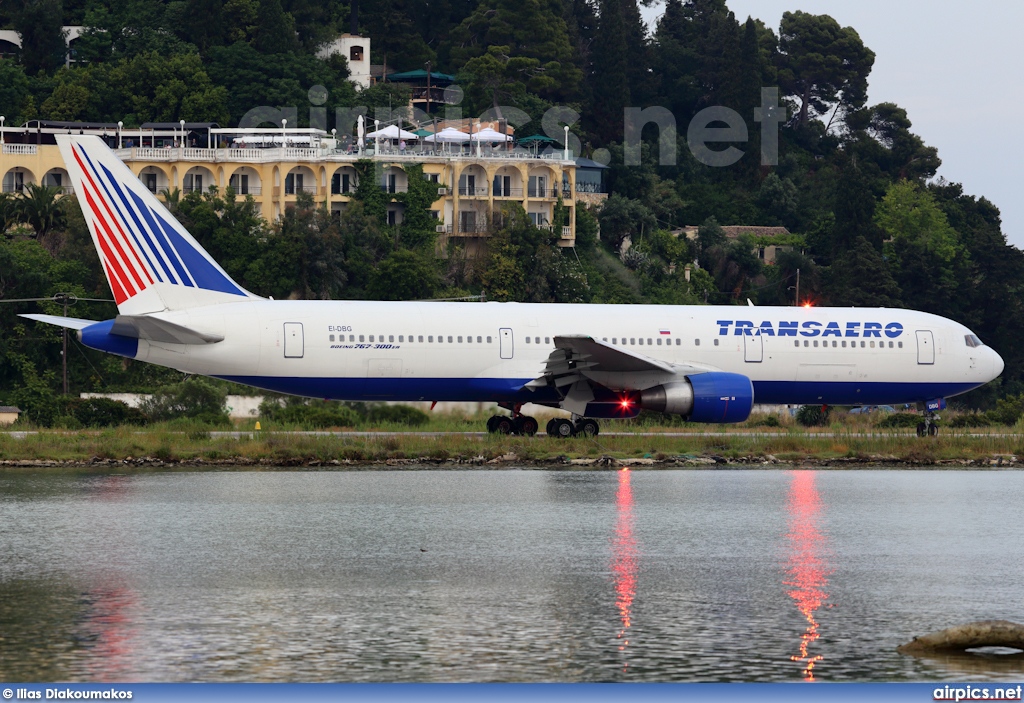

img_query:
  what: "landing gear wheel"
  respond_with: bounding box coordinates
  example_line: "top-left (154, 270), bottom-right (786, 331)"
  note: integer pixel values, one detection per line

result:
top-left (916, 422), bottom-right (926, 437)
top-left (515, 415), bottom-right (539, 436)
top-left (546, 418), bottom-right (558, 436)
top-left (575, 418), bottom-right (600, 437)
top-left (493, 416), bottom-right (515, 434)
top-left (487, 416), bottom-right (499, 433)
top-left (551, 418), bottom-right (576, 438)
top-left (928, 423), bottom-right (939, 436)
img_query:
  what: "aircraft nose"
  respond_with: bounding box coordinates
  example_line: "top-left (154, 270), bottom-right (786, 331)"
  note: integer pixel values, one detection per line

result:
top-left (991, 347), bottom-right (1004, 379)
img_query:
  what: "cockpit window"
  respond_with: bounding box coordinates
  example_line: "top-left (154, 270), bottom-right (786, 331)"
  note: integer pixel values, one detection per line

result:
top-left (965, 334), bottom-right (984, 348)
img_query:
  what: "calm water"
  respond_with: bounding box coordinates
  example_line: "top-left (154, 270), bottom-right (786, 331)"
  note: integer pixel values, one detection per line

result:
top-left (1, 469), bottom-right (1023, 683)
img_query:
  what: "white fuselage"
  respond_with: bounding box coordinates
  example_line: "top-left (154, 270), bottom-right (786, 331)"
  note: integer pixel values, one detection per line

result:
top-left (122, 301), bottom-right (1002, 406)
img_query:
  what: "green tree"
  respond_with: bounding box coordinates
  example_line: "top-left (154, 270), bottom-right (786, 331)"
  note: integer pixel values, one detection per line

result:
top-left (827, 235), bottom-right (901, 308)
top-left (777, 11), bottom-right (875, 127)
top-left (15, 184), bottom-right (67, 240)
top-left (875, 179), bottom-right (967, 318)
top-left (367, 248), bottom-right (440, 300)
top-left (253, 0), bottom-right (299, 53)
top-left (13, 0), bottom-right (67, 74)
top-left (448, 0), bottom-right (582, 104)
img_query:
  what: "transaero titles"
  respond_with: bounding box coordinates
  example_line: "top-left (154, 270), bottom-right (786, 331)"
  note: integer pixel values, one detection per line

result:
top-left (716, 320), bottom-right (905, 338)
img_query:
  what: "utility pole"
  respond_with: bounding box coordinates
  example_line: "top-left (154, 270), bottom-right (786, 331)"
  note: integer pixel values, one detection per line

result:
top-left (53, 292), bottom-right (73, 394)
top-left (795, 268), bottom-right (800, 306)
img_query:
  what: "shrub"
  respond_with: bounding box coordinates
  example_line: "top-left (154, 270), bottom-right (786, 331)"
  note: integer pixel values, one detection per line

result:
top-left (68, 397), bottom-right (147, 427)
top-left (366, 404), bottom-right (430, 426)
top-left (140, 378), bottom-right (230, 425)
top-left (748, 414), bottom-right (781, 427)
top-left (876, 412), bottom-right (922, 429)
top-left (258, 396), bottom-right (360, 429)
top-left (985, 394), bottom-right (1024, 426)
top-left (948, 413), bottom-right (993, 428)
top-left (796, 405), bottom-right (831, 427)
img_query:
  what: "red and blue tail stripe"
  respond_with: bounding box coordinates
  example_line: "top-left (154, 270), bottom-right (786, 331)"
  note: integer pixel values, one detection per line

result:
top-left (66, 138), bottom-right (248, 305)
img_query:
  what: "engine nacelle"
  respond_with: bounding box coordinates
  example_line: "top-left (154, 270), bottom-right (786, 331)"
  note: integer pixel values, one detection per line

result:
top-left (79, 320), bottom-right (139, 358)
top-left (639, 372), bottom-right (754, 423)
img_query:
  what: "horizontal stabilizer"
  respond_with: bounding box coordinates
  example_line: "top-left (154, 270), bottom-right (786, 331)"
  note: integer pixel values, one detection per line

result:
top-left (19, 314), bottom-right (98, 330)
top-left (111, 315), bottom-right (224, 344)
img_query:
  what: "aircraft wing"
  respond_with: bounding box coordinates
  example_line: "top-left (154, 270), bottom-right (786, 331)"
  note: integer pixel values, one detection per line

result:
top-left (110, 315), bottom-right (224, 344)
top-left (525, 334), bottom-right (711, 391)
top-left (19, 314), bottom-right (97, 330)
top-left (22, 313), bottom-right (223, 344)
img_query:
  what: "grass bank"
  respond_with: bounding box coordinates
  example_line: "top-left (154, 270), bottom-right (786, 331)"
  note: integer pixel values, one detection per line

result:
top-left (1, 424), bottom-right (1022, 468)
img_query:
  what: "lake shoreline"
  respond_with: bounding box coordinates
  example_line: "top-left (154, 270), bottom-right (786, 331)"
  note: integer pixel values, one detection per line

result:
top-left (2, 428), bottom-right (1021, 469)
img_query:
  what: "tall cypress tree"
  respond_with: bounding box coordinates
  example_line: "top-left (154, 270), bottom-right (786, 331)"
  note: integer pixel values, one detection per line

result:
top-left (589, 0), bottom-right (629, 144)
top-left (14, 0), bottom-right (67, 74)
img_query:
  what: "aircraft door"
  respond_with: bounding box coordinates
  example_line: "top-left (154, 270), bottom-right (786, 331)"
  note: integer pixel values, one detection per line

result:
top-left (284, 322), bottom-right (304, 358)
top-left (744, 333), bottom-right (763, 362)
top-left (915, 330), bottom-right (934, 365)
top-left (499, 328), bottom-right (514, 359)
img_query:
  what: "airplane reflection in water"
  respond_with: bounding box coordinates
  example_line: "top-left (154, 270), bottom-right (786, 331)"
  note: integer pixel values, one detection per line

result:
top-left (612, 468), bottom-right (638, 671)
top-left (784, 470), bottom-right (834, 681)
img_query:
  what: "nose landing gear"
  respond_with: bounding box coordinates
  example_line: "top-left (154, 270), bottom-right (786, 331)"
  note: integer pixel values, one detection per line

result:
top-left (916, 412), bottom-right (940, 437)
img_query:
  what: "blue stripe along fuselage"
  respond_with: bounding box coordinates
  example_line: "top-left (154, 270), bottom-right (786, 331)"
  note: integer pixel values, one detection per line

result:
top-left (215, 376), bottom-right (982, 406)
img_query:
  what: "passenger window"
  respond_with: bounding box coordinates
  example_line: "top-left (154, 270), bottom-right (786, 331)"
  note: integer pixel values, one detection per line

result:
top-left (870, 341), bottom-right (875, 348)
top-left (545, 337), bottom-right (550, 344)
top-left (714, 339), bottom-right (719, 346)
top-left (477, 336), bottom-right (482, 343)
top-left (389, 335), bottom-right (394, 342)
top-left (526, 337), bottom-right (531, 344)
top-left (794, 341), bottom-right (799, 347)
top-left (447, 336), bottom-right (453, 343)
top-left (638, 338), bottom-right (644, 345)
top-left (398, 336), bottom-right (403, 342)
top-left (329, 334), bottom-right (335, 341)
top-left (804, 340), bottom-right (809, 347)
top-left (898, 341), bottom-right (903, 348)
top-left (612, 338), bottom-right (617, 344)
top-left (889, 341), bottom-right (893, 348)
top-left (630, 338), bottom-right (636, 345)
top-left (418, 336), bottom-right (423, 342)
top-left (535, 337), bottom-right (540, 344)
top-left (675, 339), bottom-right (680, 345)
top-left (861, 341), bottom-right (866, 348)
top-left (349, 335), bottom-right (354, 341)
top-left (458, 336), bottom-right (463, 343)
top-left (841, 341), bottom-right (846, 348)
top-left (359, 335), bottom-right (364, 342)
top-left (487, 336), bottom-right (492, 343)
top-left (428, 336), bottom-right (433, 342)
top-left (657, 338), bottom-right (662, 345)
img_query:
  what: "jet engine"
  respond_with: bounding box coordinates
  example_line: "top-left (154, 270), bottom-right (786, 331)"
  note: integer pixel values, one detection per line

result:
top-left (639, 372), bottom-right (754, 423)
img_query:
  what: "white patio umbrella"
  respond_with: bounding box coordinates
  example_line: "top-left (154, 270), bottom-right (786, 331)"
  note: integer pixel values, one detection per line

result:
top-left (470, 127), bottom-right (513, 142)
top-left (424, 127), bottom-right (471, 143)
top-left (365, 124), bottom-right (419, 140)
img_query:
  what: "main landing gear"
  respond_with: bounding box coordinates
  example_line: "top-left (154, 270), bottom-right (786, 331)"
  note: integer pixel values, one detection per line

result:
top-left (486, 403), bottom-right (539, 436)
top-left (917, 412), bottom-right (940, 437)
top-left (485, 406), bottom-right (600, 438)
top-left (545, 415), bottom-right (600, 438)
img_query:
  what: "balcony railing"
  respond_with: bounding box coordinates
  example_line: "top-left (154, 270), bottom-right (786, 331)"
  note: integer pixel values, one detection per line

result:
top-left (284, 185), bottom-right (317, 195)
top-left (411, 87), bottom-right (459, 105)
top-left (2, 144), bottom-right (37, 155)
top-left (493, 187), bottom-right (524, 198)
top-left (527, 187), bottom-right (560, 198)
top-left (458, 186), bottom-right (488, 196)
top-left (561, 226), bottom-right (573, 239)
top-left (457, 222), bottom-right (490, 234)
top-left (228, 185), bottom-right (262, 195)
top-left (379, 184), bottom-right (409, 194)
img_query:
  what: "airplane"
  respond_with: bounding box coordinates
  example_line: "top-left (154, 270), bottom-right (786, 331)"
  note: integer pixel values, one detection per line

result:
top-left (21, 135), bottom-right (1004, 437)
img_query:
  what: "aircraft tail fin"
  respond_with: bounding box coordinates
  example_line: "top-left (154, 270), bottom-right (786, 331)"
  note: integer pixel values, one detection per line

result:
top-left (55, 134), bottom-right (256, 315)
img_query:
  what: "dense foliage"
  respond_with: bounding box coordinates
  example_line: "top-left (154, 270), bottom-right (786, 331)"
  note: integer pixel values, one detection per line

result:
top-left (2, 0), bottom-right (1024, 417)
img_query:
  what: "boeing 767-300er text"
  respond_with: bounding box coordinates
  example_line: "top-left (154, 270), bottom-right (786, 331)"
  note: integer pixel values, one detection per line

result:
top-left (21, 136), bottom-right (1004, 436)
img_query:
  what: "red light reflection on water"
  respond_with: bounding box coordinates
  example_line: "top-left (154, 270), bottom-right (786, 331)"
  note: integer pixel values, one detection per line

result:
top-left (784, 470), bottom-right (832, 681)
top-left (81, 586), bottom-right (137, 681)
top-left (612, 468), bottom-right (638, 669)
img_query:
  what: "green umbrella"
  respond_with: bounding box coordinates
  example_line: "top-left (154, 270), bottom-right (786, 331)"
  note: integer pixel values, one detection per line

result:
top-left (413, 129), bottom-right (433, 137)
top-left (517, 134), bottom-right (558, 144)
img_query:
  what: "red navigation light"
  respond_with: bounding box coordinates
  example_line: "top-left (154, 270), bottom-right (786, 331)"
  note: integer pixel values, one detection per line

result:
top-left (619, 396), bottom-right (632, 409)
top-left (803, 302), bottom-right (812, 309)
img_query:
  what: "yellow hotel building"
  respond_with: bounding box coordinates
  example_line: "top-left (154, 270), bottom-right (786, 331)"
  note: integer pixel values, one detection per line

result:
top-left (0, 122), bottom-right (578, 252)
